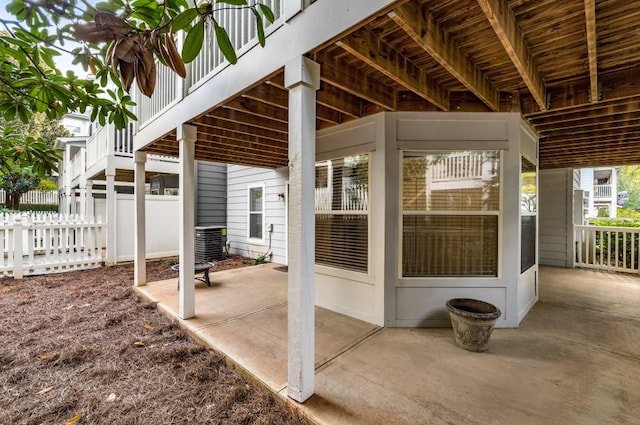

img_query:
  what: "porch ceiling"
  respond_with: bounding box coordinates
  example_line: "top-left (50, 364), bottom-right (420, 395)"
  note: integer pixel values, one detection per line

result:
top-left (140, 0), bottom-right (640, 170)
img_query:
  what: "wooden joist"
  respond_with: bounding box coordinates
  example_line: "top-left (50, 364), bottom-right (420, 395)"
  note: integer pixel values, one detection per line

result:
top-left (337, 29), bottom-right (450, 111)
top-left (476, 0), bottom-right (547, 111)
top-left (389, 0), bottom-right (500, 111)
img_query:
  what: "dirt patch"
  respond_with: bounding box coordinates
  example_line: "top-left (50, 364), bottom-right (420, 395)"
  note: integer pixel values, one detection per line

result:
top-left (0, 256), bottom-right (309, 425)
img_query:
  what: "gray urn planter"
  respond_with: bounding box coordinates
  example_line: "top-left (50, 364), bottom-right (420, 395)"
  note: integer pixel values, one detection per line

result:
top-left (446, 298), bottom-right (501, 352)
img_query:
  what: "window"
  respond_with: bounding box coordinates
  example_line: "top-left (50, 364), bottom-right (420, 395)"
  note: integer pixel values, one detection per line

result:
top-left (521, 156), bottom-right (537, 273)
top-left (248, 184), bottom-right (264, 241)
top-left (402, 151), bottom-right (500, 277)
top-left (315, 154), bottom-right (369, 273)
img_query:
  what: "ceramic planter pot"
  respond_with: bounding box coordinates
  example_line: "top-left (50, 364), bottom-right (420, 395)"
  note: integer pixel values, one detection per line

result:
top-left (446, 298), bottom-right (501, 352)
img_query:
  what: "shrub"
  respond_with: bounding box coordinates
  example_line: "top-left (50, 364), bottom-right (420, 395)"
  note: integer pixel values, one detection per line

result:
top-left (18, 204), bottom-right (58, 212)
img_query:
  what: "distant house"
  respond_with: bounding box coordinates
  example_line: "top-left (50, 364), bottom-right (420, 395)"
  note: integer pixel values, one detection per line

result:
top-left (578, 167), bottom-right (620, 219)
top-left (56, 113), bottom-right (227, 263)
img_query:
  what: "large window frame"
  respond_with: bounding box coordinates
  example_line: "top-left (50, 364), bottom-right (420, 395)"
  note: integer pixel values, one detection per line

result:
top-left (520, 155), bottom-right (537, 273)
top-left (400, 150), bottom-right (502, 278)
top-left (247, 183), bottom-right (265, 243)
top-left (315, 154), bottom-right (370, 274)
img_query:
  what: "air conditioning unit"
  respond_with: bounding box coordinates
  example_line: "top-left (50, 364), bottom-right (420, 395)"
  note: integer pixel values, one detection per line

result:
top-left (195, 226), bottom-right (226, 262)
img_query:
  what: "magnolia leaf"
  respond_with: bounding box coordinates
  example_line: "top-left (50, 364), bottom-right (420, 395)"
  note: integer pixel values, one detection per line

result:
top-left (171, 8), bottom-right (199, 32)
top-left (251, 9), bottom-right (265, 47)
top-left (213, 19), bottom-right (237, 64)
top-left (133, 341), bottom-right (145, 347)
top-left (182, 19), bottom-right (205, 63)
top-left (39, 353), bottom-right (54, 360)
top-left (216, 0), bottom-right (248, 5)
top-left (258, 4), bottom-right (275, 24)
top-left (36, 386), bottom-right (55, 395)
top-left (143, 323), bottom-right (154, 330)
top-left (106, 393), bottom-right (117, 402)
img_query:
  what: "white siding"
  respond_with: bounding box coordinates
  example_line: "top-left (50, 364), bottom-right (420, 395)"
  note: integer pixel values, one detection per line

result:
top-left (539, 169), bottom-right (574, 267)
top-left (196, 161), bottom-right (227, 226)
top-left (226, 165), bottom-right (288, 264)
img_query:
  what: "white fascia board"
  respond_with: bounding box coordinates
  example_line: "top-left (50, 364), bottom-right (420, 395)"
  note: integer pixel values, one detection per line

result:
top-left (134, 0), bottom-right (398, 151)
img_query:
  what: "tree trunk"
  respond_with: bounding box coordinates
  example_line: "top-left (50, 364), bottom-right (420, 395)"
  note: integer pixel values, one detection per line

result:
top-left (6, 193), bottom-right (21, 211)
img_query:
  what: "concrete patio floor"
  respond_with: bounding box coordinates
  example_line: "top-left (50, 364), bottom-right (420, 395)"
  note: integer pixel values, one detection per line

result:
top-left (134, 264), bottom-right (640, 425)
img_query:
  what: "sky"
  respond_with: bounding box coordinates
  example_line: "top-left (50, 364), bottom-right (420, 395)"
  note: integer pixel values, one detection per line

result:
top-left (0, 0), bottom-right (88, 75)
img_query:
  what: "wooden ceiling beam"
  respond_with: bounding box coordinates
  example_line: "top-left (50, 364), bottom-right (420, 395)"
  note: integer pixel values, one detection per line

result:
top-left (523, 71), bottom-right (640, 116)
top-left (584, 0), bottom-right (599, 103)
top-left (538, 120), bottom-right (640, 138)
top-left (317, 82), bottom-right (363, 119)
top-left (541, 142), bottom-right (640, 156)
top-left (195, 116), bottom-right (288, 144)
top-left (476, 0), bottom-right (547, 111)
top-left (337, 30), bottom-right (450, 111)
top-left (524, 95), bottom-right (640, 118)
top-left (207, 107), bottom-right (288, 134)
top-left (542, 128), bottom-right (640, 144)
top-left (535, 113), bottom-right (640, 133)
top-left (224, 98), bottom-right (288, 123)
top-left (315, 51), bottom-right (397, 110)
top-left (389, 0), bottom-right (500, 111)
top-left (268, 70), bottom-right (363, 118)
top-left (196, 129), bottom-right (288, 154)
top-left (196, 140), bottom-right (286, 168)
top-left (243, 83), bottom-right (343, 125)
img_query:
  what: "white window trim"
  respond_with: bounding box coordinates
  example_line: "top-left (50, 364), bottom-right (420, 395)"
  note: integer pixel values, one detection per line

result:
top-left (314, 154), bottom-right (371, 275)
top-left (398, 150), bottom-right (504, 280)
top-left (247, 182), bottom-right (265, 243)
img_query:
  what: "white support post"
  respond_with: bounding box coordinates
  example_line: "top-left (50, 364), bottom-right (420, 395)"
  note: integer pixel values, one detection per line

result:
top-left (79, 178), bottom-right (87, 216)
top-left (285, 56), bottom-right (320, 403)
top-left (178, 124), bottom-right (197, 319)
top-left (13, 216), bottom-right (23, 279)
top-left (105, 170), bottom-right (116, 264)
top-left (134, 151), bottom-right (147, 286)
top-left (86, 180), bottom-right (94, 218)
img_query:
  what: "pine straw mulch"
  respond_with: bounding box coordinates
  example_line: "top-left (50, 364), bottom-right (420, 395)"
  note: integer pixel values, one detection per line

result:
top-left (0, 256), bottom-right (310, 425)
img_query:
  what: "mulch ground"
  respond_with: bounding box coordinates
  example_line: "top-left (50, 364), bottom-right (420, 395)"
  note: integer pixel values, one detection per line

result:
top-left (0, 256), bottom-right (310, 425)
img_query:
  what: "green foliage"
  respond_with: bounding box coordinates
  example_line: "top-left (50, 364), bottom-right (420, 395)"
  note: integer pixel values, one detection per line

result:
top-left (589, 217), bottom-right (640, 228)
top-left (618, 208), bottom-right (640, 219)
top-left (36, 179), bottom-right (58, 191)
top-left (1, 0), bottom-right (274, 130)
top-left (617, 165), bottom-right (640, 210)
top-left (0, 114), bottom-right (64, 209)
top-left (0, 204), bottom-right (58, 213)
top-left (17, 203), bottom-right (58, 212)
top-left (253, 254), bottom-right (268, 265)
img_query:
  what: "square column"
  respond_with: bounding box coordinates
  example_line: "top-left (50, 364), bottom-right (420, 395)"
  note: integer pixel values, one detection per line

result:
top-left (105, 169), bottom-right (116, 264)
top-left (134, 151), bottom-right (147, 286)
top-left (285, 56), bottom-right (320, 403)
top-left (178, 124), bottom-right (197, 319)
top-left (85, 180), bottom-right (94, 218)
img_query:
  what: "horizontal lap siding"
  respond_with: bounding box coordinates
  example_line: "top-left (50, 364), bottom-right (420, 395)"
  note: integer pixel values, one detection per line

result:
top-left (539, 169), bottom-right (572, 267)
top-left (196, 161), bottom-right (227, 227)
top-left (227, 165), bottom-right (287, 264)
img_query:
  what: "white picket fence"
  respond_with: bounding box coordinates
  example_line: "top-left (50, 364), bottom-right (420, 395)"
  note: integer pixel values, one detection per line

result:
top-left (0, 189), bottom-right (58, 205)
top-left (0, 213), bottom-right (105, 278)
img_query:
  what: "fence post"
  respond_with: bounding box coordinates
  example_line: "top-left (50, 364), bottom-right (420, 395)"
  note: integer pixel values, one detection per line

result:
top-left (14, 216), bottom-right (23, 279)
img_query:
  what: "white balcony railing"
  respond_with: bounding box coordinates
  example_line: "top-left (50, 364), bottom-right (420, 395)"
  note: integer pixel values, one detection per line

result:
top-left (429, 153), bottom-right (485, 182)
top-left (70, 149), bottom-right (85, 182)
top-left (315, 184), bottom-right (368, 211)
top-left (86, 122), bottom-right (136, 169)
top-left (593, 184), bottom-right (612, 199)
top-left (574, 225), bottom-right (640, 274)
top-left (136, 0), bottom-right (284, 129)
